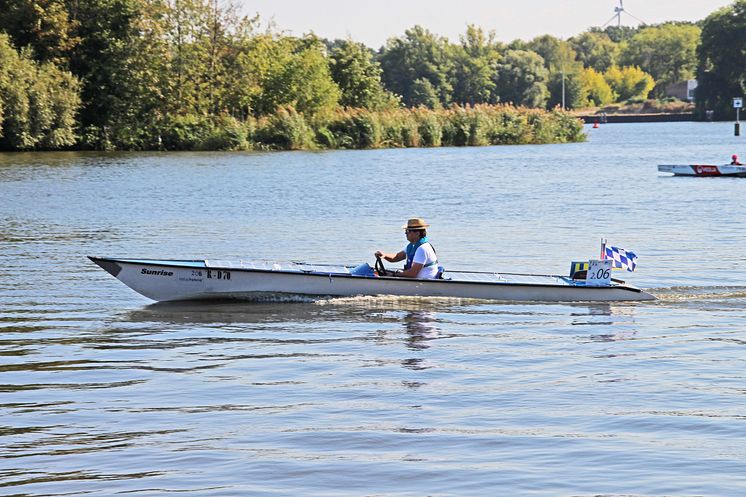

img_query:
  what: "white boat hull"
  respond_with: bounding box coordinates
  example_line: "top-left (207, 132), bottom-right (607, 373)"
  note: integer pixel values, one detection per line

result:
top-left (658, 164), bottom-right (746, 177)
top-left (89, 257), bottom-right (655, 303)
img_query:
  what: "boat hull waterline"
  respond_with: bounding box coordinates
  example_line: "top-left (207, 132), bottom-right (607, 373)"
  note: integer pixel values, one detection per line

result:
top-left (658, 164), bottom-right (746, 177)
top-left (89, 257), bottom-right (656, 303)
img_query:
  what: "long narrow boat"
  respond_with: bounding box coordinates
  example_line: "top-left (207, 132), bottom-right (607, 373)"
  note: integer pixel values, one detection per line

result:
top-left (658, 164), bottom-right (746, 177)
top-left (89, 256), bottom-right (655, 303)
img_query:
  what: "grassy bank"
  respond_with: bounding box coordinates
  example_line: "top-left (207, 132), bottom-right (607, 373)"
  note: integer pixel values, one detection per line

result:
top-left (572, 99), bottom-right (695, 117)
top-left (152, 104), bottom-right (585, 152)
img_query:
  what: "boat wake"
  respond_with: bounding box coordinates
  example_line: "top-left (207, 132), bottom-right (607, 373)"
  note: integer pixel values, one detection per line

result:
top-left (649, 285), bottom-right (746, 303)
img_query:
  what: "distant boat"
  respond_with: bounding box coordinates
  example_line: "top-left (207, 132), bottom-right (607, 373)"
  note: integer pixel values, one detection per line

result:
top-left (658, 164), bottom-right (746, 177)
top-left (89, 256), bottom-right (655, 303)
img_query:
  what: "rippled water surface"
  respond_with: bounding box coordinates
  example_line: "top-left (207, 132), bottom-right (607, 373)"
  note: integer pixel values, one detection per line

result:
top-left (2, 122), bottom-right (746, 496)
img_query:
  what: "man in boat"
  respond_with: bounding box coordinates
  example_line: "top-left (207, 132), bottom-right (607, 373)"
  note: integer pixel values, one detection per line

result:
top-left (375, 218), bottom-right (439, 279)
top-left (731, 154), bottom-right (743, 165)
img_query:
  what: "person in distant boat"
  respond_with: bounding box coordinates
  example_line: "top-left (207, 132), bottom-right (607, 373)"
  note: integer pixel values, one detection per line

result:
top-left (374, 218), bottom-right (439, 279)
top-left (731, 154), bottom-right (743, 165)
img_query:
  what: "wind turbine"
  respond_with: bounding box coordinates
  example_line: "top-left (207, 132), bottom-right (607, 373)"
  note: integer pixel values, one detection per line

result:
top-left (602, 0), bottom-right (646, 28)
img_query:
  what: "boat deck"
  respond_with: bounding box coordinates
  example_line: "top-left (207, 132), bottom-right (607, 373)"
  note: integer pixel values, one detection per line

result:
top-left (113, 258), bottom-right (585, 288)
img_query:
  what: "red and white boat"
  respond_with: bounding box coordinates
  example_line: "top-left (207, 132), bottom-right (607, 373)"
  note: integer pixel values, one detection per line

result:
top-left (658, 164), bottom-right (746, 177)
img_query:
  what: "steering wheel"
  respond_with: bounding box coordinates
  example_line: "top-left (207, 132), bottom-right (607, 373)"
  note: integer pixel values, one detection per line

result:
top-left (375, 256), bottom-right (387, 277)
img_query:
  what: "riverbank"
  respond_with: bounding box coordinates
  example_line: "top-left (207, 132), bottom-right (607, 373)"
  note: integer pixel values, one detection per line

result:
top-left (573, 99), bottom-right (695, 124)
top-left (577, 113), bottom-right (694, 123)
top-left (106, 104), bottom-right (586, 152)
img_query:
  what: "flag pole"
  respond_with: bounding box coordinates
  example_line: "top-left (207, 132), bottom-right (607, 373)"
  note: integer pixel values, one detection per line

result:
top-left (600, 238), bottom-right (607, 260)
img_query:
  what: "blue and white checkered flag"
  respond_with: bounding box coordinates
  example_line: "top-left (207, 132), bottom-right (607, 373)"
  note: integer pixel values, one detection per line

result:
top-left (604, 245), bottom-right (638, 272)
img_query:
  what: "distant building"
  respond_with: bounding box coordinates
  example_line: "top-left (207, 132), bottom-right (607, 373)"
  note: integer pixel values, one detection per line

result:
top-left (665, 80), bottom-right (698, 102)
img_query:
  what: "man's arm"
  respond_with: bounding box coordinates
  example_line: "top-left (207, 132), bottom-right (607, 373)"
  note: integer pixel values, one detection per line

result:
top-left (397, 262), bottom-right (423, 278)
top-left (375, 250), bottom-right (405, 263)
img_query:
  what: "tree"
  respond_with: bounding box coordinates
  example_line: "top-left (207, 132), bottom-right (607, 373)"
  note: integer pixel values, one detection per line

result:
top-left (595, 25), bottom-right (638, 44)
top-left (0, 33), bottom-right (80, 150)
top-left (0, 0), bottom-right (79, 65)
top-left (619, 23), bottom-right (701, 96)
top-left (604, 65), bottom-right (655, 101)
top-left (580, 68), bottom-right (614, 106)
top-left (570, 31), bottom-right (618, 72)
top-left (328, 39), bottom-right (397, 110)
top-left (67, 0), bottom-right (172, 148)
top-left (547, 71), bottom-right (586, 109)
top-left (378, 25), bottom-right (453, 107)
top-left (450, 25), bottom-right (501, 105)
top-left (410, 78), bottom-right (440, 108)
top-left (526, 35), bottom-right (577, 73)
top-left (255, 36), bottom-right (341, 116)
top-left (696, 0), bottom-right (746, 119)
top-left (493, 50), bottom-right (549, 108)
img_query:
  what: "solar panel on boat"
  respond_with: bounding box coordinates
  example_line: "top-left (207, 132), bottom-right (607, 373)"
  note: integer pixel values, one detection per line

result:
top-left (446, 271), bottom-right (575, 286)
top-left (202, 260), bottom-right (581, 287)
top-left (205, 259), bottom-right (350, 274)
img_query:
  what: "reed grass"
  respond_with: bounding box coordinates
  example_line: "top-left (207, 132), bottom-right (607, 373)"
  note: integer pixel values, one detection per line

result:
top-left (153, 104), bottom-right (584, 151)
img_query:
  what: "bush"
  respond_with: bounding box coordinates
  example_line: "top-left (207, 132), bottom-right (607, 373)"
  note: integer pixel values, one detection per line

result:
top-left (414, 109), bottom-right (442, 147)
top-left (200, 115), bottom-right (250, 150)
top-left (253, 107), bottom-right (315, 150)
top-left (0, 34), bottom-right (81, 150)
top-left (326, 109), bottom-right (382, 149)
top-left (159, 114), bottom-right (215, 150)
top-left (377, 109), bottom-right (419, 147)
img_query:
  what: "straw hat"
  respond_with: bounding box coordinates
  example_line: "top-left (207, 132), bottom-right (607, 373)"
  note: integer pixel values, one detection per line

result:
top-left (402, 218), bottom-right (430, 230)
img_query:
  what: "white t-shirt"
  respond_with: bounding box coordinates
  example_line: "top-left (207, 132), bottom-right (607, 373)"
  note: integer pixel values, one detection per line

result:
top-left (404, 242), bottom-right (439, 279)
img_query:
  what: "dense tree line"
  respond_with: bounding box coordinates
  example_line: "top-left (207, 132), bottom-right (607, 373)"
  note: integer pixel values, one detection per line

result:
top-left (0, 0), bottom-right (742, 151)
top-left (695, 0), bottom-right (746, 119)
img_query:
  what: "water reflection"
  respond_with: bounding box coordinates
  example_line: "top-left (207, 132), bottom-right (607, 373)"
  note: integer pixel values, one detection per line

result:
top-left (125, 301), bottom-right (349, 325)
top-left (403, 311), bottom-right (441, 351)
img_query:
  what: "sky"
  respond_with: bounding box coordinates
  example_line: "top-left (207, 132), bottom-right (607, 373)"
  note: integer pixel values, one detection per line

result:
top-left (240, 0), bottom-right (734, 47)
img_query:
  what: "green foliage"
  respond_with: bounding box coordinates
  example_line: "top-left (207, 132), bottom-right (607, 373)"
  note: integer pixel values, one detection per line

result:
top-left (158, 114), bottom-right (250, 151)
top-left (620, 23), bottom-right (701, 96)
top-left (376, 109), bottom-right (420, 147)
top-left (253, 106), bottom-right (316, 150)
top-left (0, 33), bottom-right (80, 150)
top-left (71, 0), bottom-right (172, 149)
top-left (0, 0), bottom-right (606, 150)
top-left (547, 71), bottom-right (587, 109)
top-left (570, 31), bottom-right (618, 72)
top-left (526, 35), bottom-right (578, 73)
top-left (248, 104), bottom-right (583, 150)
top-left (0, 0), bottom-right (79, 64)
top-left (596, 26), bottom-right (638, 44)
top-left (254, 36), bottom-right (341, 117)
top-left (493, 50), bottom-right (549, 108)
top-left (328, 40), bottom-right (398, 110)
top-left (604, 65), bottom-right (655, 101)
top-left (159, 114), bottom-right (215, 150)
top-left (548, 108), bottom-right (586, 142)
top-left (695, 0), bottom-right (746, 119)
top-left (410, 78), bottom-right (441, 109)
top-left (326, 109), bottom-right (382, 148)
top-left (450, 25), bottom-right (501, 105)
top-left (414, 109), bottom-right (443, 147)
top-left (378, 25), bottom-right (454, 107)
top-left (580, 68), bottom-right (615, 106)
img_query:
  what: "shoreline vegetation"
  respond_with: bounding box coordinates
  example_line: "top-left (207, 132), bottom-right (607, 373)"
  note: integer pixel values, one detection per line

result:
top-left (156, 105), bottom-right (586, 151)
top-left (0, 0), bottom-right (742, 152)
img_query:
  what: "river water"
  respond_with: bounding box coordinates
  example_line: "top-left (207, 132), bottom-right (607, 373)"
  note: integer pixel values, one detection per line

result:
top-left (1, 122), bottom-right (746, 496)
